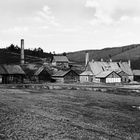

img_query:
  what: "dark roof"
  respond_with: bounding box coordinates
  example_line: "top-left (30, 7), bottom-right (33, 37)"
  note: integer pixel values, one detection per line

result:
top-left (52, 69), bottom-right (78, 77)
top-left (21, 64), bottom-right (39, 76)
top-left (0, 65), bottom-right (25, 75)
top-left (52, 56), bottom-right (69, 62)
top-left (52, 70), bottom-right (70, 77)
top-left (34, 66), bottom-right (52, 76)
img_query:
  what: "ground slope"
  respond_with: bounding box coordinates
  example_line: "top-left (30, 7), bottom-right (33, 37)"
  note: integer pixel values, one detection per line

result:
top-left (0, 50), bottom-right (42, 64)
top-left (0, 87), bottom-right (140, 140)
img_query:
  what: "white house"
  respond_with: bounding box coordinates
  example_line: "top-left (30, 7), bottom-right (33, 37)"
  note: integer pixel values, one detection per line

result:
top-left (95, 71), bottom-right (121, 83)
top-left (86, 60), bottom-right (133, 83)
top-left (80, 71), bottom-right (93, 83)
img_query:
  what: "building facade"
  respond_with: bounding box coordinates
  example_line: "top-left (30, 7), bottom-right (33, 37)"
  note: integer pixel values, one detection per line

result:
top-left (52, 69), bottom-right (79, 83)
top-left (0, 65), bottom-right (25, 84)
top-left (80, 71), bottom-right (93, 83)
top-left (86, 60), bottom-right (133, 83)
top-left (95, 71), bottom-right (121, 83)
top-left (51, 55), bottom-right (69, 68)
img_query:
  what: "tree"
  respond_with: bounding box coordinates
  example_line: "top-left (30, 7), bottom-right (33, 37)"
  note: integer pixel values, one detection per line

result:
top-left (63, 52), bottom-right (67, 56)
top-left (6, 44), bottom-right (20, 53)
top-left (37, 47), bottom-right (43, 53)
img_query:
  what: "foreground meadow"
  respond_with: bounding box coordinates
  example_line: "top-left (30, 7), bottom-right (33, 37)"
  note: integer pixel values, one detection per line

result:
top-left (0, 87), bottom-right (140, 140)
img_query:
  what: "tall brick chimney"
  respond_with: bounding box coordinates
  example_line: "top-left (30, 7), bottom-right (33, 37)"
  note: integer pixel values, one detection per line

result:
top-left (21, 39), bottom-right (24, 65)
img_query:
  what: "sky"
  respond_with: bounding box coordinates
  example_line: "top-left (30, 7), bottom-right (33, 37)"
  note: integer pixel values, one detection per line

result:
top-left (1, 0), bottom-right (140, 53)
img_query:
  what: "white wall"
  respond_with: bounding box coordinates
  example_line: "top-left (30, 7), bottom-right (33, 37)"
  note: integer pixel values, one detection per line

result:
top-left (106, 78), bottom-right (121, 83)
top-left (80, 76), bottom-right (88, 83)
top-left (0, 78), bottom-right (2, 83)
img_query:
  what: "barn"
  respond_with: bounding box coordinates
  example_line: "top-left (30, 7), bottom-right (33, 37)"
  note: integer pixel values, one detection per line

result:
top-left (34, 66), bottom-right (53, 82)
top-left (0, 65), bottom-right (25, 84)
top-left (52, 69), bottom-right (79, 83)
top-left (95, 71), bottom-right (121, 83)
top-left (80, 71), bottom-right (93, 83)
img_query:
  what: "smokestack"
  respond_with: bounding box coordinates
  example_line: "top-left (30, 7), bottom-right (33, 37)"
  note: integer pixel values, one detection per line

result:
top-left (21, 39), bottom-right (24, 65)
top-left (85, 51), bottom-right (89, 66)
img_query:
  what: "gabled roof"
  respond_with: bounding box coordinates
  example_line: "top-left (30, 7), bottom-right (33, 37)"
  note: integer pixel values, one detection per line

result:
top-left (34, 66), bottom-right (52, 76)
top-left (0, 65), bottom-right (25, 75)
top-left (96, 71), bottom-right (113, 78)
top-left (119, 62), bottom-right (133, 76)
top-left (95, 71), bottom-right (120, 78)
top-left (52, 70), bottom-right (70, 77)
top-left (116, 69), bottom-right (129, 76)
top-left (52, 69), bottom-right (78, 77)
top-left (133, 70), bottom-right (140, 76)
top-left (52, 56), bottom-right (69, 62)
top-left (115, 69), bottom-right (122, 73)
top-left (80, 71), bottom-right (93, 76)
top-left (87, 61), bottom-right (133, 76)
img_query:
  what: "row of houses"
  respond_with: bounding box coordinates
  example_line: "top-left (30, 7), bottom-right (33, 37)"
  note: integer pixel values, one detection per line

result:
top-left (0, 57), bottom-right (136, 84)
top-left (80, 60), bottom-right (134, 83)
top-left (0, 38), bottom-right (138, 84)
top-left (0, 64), bottom-right (79, 84)
top-left (51, 55), bottom-right (134, 84)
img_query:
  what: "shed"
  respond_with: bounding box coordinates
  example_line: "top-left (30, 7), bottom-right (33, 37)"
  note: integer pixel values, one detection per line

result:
top-left (0, 65), bottom-right (25, 84)
top-left (95, 71), bottom-right (121, 83)
top-left (52, 69), bottom-right (79, 83)
top-left (34, 66), bottom-right (53, 82)
top-left (80, 71), bottom-right (93, 83)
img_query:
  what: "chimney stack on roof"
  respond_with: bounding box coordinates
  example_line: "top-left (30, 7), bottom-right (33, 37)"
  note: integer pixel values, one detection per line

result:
top-left (101, 58), bottom-right (103, 62)
top-left (109, 59), bottom-right (112, 62)
top-left (85, 51), bottom-right (89, 66)
top-left (21, 39), bottom-right (24, 65)
top-left (128, 60), bottom-right (131, 68)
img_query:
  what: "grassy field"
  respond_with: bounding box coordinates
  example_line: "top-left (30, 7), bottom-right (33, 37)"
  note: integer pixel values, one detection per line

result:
top-left (0, 88), bottom-right (140, 140)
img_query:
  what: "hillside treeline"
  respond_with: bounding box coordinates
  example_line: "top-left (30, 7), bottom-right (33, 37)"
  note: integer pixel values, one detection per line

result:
top-left (6, 44), bottom-right (53, 59)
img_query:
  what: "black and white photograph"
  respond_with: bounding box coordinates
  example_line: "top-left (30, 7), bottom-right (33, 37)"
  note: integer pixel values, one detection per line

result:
top-left (0, 0), bottom-right (140, 139)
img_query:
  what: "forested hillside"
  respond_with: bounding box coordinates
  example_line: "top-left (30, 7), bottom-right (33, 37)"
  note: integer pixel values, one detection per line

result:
top-left (67, 44), bottom-right (140, 69)
top-left (1, 44), bottom-right (140, 69)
